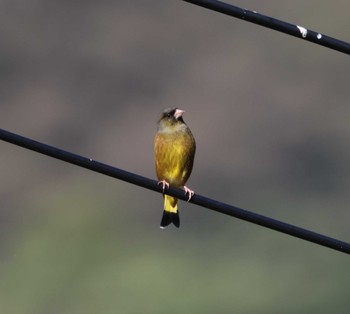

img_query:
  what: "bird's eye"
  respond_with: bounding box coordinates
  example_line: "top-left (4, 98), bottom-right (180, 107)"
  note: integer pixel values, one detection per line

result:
top-left (166, 113), bottom-right (171, 118)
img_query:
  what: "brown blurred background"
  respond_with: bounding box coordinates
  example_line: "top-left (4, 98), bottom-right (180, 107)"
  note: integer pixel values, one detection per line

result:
top-left (0, 0), bottom-right (349, 313)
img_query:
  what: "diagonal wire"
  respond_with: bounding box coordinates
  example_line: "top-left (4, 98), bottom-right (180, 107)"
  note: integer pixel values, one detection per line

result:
top-left (0, 128), bottom-right (349, 255)
top-left (182, 0), bottom-right (350, 55)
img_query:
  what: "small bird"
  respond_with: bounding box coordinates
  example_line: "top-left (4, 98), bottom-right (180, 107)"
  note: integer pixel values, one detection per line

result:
top-left (154, 107), bottom-right (196, 228)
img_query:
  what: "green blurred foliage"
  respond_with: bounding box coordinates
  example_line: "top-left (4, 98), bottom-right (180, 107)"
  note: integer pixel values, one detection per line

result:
top-left (0, 1), bottom-right (349, 313)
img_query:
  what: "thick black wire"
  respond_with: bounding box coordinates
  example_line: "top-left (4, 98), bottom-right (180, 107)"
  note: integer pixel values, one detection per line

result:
top-left (0, 128), bottom-right (349, 254)
top-left (183, 0), bottom-right (350, 55)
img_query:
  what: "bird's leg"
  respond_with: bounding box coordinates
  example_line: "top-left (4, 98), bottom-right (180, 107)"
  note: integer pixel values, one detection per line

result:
top-left (184, 186), bottom-right (194, 202)
top-left (158, 180), bottom-right (170, 193)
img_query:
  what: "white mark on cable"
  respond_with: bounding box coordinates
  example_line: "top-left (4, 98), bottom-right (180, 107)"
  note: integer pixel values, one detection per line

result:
top-left (317, 33), bottom-right (322, 40)
top-left (297, 25), bottom-right (308, 38)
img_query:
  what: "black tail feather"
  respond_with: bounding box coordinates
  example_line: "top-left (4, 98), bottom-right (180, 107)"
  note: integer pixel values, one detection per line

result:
top-left (160, 211), bottom-right (180, 228)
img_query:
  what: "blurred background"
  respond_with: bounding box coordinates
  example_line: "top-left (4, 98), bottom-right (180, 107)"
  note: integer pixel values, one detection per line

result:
top-left (0, 0), bottom-right (349, 313)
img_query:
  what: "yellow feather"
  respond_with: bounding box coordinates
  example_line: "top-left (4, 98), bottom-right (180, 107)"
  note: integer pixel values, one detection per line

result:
top-left (164, 195), bottom-right (178, 213)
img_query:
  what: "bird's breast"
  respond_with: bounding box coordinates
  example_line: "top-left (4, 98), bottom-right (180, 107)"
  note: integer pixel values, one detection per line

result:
top-left (154, 129), bottom-right (195, 187)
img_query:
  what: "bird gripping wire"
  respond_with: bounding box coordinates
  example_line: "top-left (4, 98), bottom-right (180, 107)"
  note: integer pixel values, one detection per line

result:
top-left (0, 128), bottom-right (349, 255)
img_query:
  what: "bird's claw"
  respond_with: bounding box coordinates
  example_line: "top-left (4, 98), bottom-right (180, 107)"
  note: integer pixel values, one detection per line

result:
top-left (184, 186), bottom-right (194, 202)
top-left (158, 180), bottom-right (170, 193)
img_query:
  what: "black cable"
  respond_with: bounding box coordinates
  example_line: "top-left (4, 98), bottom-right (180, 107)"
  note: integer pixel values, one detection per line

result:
top-left (183, 0), bottom-right (350, 55)
top-left (0, 128), bottom-right (349, 254)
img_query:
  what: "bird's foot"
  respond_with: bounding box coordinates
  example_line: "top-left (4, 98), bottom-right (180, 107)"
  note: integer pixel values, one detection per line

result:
top-left (158, 180), bottom-right (170, 193)
top-left (184, 186), bottom-right (194, 202)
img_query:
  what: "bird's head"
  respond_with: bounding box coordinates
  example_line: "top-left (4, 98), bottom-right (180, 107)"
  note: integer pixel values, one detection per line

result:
top-left (157, 107), bottom-right (187, 132)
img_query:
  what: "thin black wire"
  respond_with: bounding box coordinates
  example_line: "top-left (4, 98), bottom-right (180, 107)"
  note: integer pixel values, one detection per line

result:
top-left (183, 0), bottom-right (350, 55)
top-left (0, 128), bottom-right (349, 255)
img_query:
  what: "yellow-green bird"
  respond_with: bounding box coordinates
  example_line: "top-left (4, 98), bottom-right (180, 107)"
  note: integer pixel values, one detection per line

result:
top-left (154, 107), bottom-right (196, 228)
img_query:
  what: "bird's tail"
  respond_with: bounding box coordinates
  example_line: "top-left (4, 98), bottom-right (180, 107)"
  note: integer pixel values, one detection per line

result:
top-left (160, 195), bottom-right (179, 228)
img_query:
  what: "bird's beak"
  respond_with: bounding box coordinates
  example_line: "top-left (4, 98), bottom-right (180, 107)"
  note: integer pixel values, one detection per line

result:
top-left (174, 109), bottom-right (185, 120)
